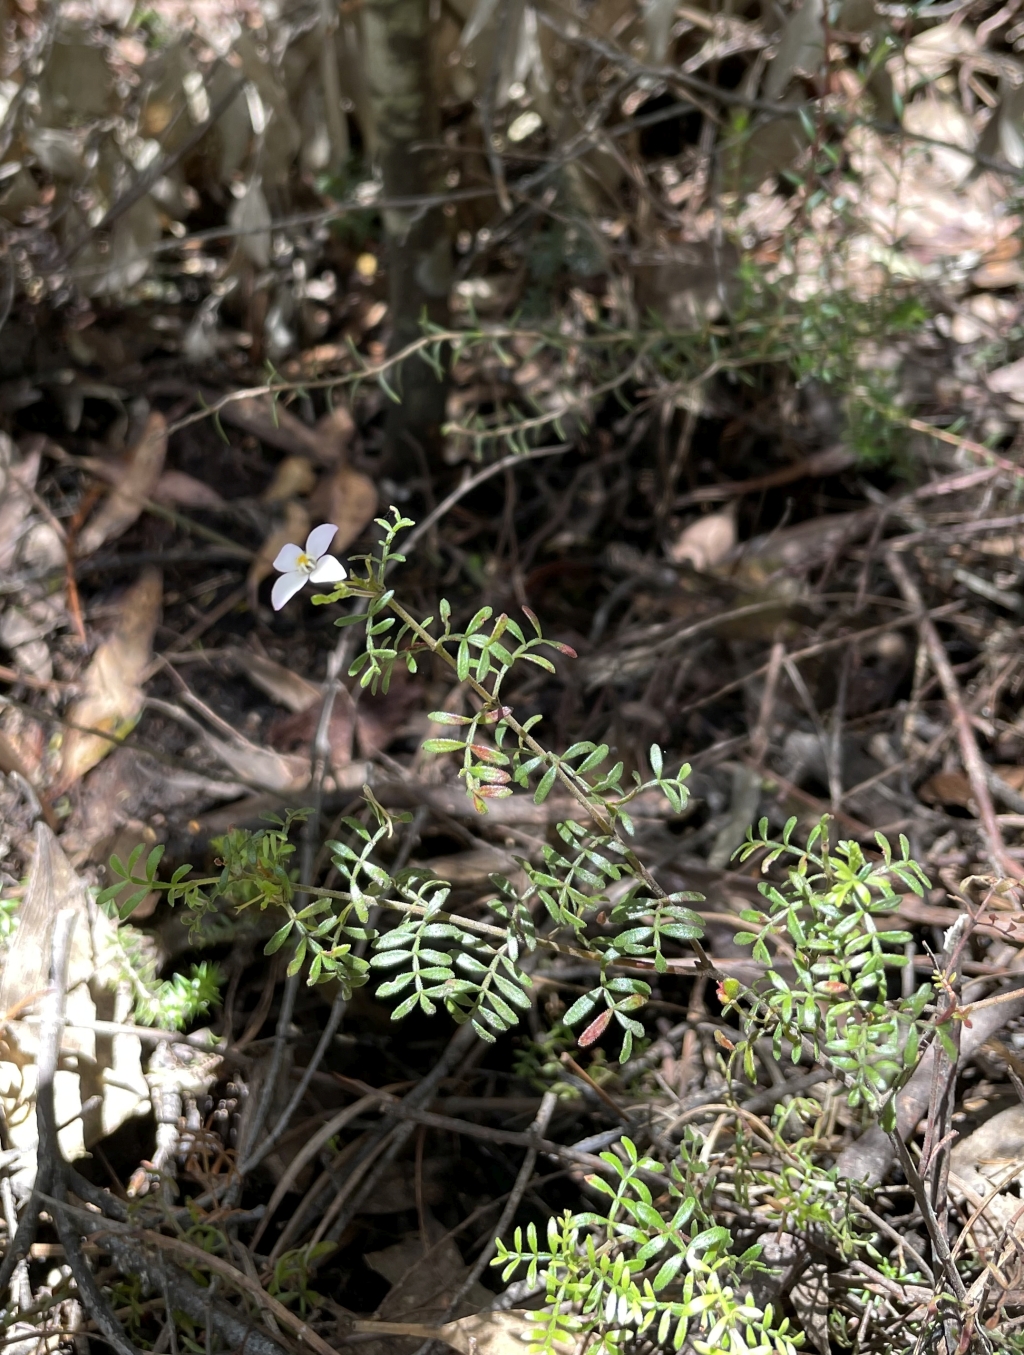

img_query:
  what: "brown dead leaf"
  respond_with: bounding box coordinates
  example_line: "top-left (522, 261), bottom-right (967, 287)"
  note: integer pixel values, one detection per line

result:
top-left (437, 1311), bottom-right (558, 1355)
top-left (667, 508), bottom-right (737, 570)
top-left (0, 594), bottom-right (65, 682)
top-left (151, 469), bottom-right (226, 509)
top-left (355, 1212), bottom-right (494, 1355)
top-left (77, 411), bottom-right (167, 555)
top-left (268, 685), bottom-right (354, 767)
top-left (0, 729), bottom-right (57, 830)
top-left (919, 770), bottom-right (974, 808)
top-left (60, 745), bottom-right (247, 861)
top-left (201, 731), bottom-right (309, 793)
top-left (310, 463), bottom-right (378, 553)
top-left (356, 672), bottom-right (420, 756)
top-left (920, 766), bottom-right (1024, 808)
top-left (900, 20), bottom-right (977, 85)
top-left (0, 821), bottom-right (87, 1020)
top-left (248, 500), bottom-right (310, 608)
top-left (726, 509), bottom-right (876, 583)
top-left (972, 258), bottom-right (1024, 289)
top-left (413, 847), bottom-right (515, 887)
top-left (975, 534), bottom-right (1024, 557)
top-left (55, 569), bottom-right (162, 793)
top-left (240, 650), bottom-right (322, 712)
top-left (218, 394), bottom-right (340, 464)
top-left (0, 706), bottom-right (47, 790)
top-left (358, 1159), bottom-right (459, 1215)
top-left (314, 403), bottom-right (355, 460)
top-left (261, 455), bottom-right (318, 503)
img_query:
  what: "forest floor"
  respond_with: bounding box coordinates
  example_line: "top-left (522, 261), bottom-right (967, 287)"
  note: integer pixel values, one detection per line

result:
top-left (6, 1), bottom-right (1024, 1352)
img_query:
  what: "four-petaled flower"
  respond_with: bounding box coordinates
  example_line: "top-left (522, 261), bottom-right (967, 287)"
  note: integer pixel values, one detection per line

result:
top-left (271, 523), bottom-right (347, 610)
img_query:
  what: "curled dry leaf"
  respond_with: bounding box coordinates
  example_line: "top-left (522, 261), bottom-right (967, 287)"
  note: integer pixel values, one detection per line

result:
top-left (200, 730), bottom-right (310, 794)
top-left (314, 402), bottom-right (355, 459)
top-left (229, 178), bottom-right (272, 268)
top-left (219, 393), bottom-right (341, 464)
top-left (268, 687), bottom-right (354, 769)
top-left (667, 507), bottom-right (737, 570)
top-left (261, 454), bottom-right (318, 503)
top-left (366, 1217), bottom-right (490, 1322)
top-left (248, 499), bottom-right (310, 608)
top-left (354, 1213), bottom-right (500, 1355)
top-left (310, 463), bottom-right (379, 553)
top-left (356, 670), bottom-right (420, 756)
top-left (151, 469), bottom-right (226, 509)
top-left (920, 765), bottom-right (1024, 808)
top-left (77, 410), bottom-right (168, 556)
top-left (239, 648), bottom-right (322, 712)
top-left (55, 568), bottom-right (162, 793)
top-left (726, 509), bottom-right (876, 583)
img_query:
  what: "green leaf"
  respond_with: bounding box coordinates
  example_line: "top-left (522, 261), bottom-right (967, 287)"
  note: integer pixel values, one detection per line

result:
top-left (653, 1252), bottom-right (685, 1292)
top-left (563, 991), bottom-right (598, 1025)
top-left (118, 888), bottom-right (150, 920)
top-left (287, 937), bottom-right (307, 977)
top-left (422, 738), bottom-right (465, 753)
top-left (265, 921), bottom-right (294, 955)
top-left (522, 653), bottom-right (555, 673)
top-left (534, 765), bottom-right (558, 804)
top-left (577, 745), bottom-right (609, 775)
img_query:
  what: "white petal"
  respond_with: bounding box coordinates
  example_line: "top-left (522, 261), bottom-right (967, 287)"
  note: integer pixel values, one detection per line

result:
top-left (271, 570), bottom-right (308, 610)
top-left (309, 555), bottom-right (347, 584)
top-left (272, 542), bottom-right (303, 573)
top-left (305, 523), bottom-right (338, 559)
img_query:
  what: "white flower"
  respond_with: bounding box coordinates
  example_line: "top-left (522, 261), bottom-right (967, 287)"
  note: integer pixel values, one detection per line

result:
top-left (271, 523), bottom-right (347, 610)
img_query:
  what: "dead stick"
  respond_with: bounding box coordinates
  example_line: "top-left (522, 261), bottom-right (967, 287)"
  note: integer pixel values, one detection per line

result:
top-left (438, 1090), bottom-right (559, 1321)
top-left (0, 908), bottom-right (72, 1295)
top-left (34, 910), bottom-right (142, 1355)
top-left (886, 550), bottom-right (1019, 881)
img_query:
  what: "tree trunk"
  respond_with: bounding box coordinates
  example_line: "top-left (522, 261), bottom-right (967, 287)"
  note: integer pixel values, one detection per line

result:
top-left (363, 0), bottom-right (451, 476)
